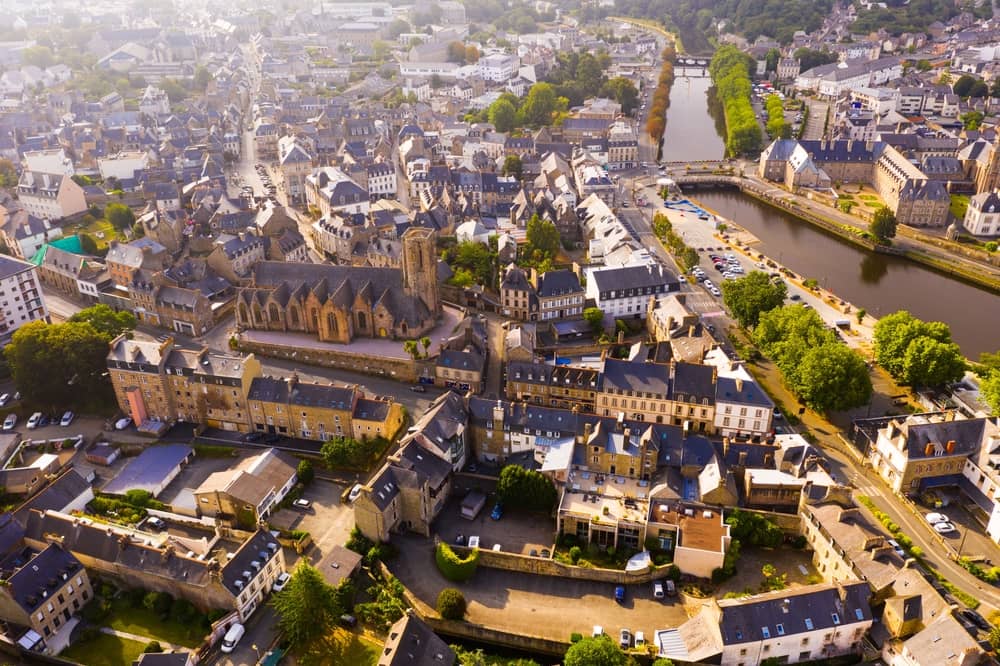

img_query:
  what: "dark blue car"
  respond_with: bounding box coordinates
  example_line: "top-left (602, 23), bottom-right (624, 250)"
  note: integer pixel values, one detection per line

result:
top-left (614, 586), bottom-right (625, 603)
top-left (490, 503), bottom-right (503, 520)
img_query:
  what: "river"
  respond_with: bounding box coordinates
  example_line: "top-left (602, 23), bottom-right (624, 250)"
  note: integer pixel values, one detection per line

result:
top-left (663, 70), bottom-right (1000, 357)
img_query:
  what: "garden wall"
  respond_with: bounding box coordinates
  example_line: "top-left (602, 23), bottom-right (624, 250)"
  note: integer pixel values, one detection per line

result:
top-left (454, 545), bottom-right (675, 584)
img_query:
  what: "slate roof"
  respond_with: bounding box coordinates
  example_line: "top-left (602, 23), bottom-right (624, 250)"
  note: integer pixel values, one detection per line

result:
top-left (247, 377), bottom-right (356, 410)
top-left (220, 528), bottom-right (282, 596)
top-left (4, 544), bottom-right (84, 614)
top-left (898, 417), bottom-right (988, 459)
top-left (601, 358), bottom-right (672, 397)
top-left (535, 269), bottom-right (582, 297)
top-left (718, 582), bottom-right (872, 645)
top-left (590, 263), bottom-right (677, 292)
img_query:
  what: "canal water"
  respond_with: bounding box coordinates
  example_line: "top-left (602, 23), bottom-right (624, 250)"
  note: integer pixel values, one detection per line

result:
top-left (663, 68), bottom-right (1000, 357)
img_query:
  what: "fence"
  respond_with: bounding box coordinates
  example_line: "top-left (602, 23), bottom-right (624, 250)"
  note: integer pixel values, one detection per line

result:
top-left (453, 544), bottom-right (675, 585)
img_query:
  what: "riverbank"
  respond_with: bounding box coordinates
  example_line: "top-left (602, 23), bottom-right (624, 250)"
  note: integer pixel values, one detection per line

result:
top-left (736, 181), bottom-right (1000, 297)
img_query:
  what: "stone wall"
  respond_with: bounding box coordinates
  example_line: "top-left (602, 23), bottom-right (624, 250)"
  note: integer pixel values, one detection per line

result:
top-left (237, 335), bottom-right (433, 383)
top-left (455, 545), bottom-right (676, 584)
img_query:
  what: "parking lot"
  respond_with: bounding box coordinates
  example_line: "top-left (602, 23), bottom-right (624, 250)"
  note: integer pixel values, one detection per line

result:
top-left (289, 479), bottom-right (356, 564)
top-left (391, 535), bottom-right (690, 643)
top-left (434, 489), bottom-right (556, 556)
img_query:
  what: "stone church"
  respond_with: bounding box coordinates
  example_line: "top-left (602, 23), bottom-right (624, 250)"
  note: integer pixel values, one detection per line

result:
top-left (235, 227), bottom-right (440, 342)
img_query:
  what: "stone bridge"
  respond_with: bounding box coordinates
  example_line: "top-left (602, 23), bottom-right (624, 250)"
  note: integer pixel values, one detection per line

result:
top-left (670, 174), bottom-right (744, 187)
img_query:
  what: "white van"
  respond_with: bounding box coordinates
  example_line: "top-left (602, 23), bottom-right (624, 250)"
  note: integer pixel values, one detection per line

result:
top-left (220, 623), bottom-right (245, 653)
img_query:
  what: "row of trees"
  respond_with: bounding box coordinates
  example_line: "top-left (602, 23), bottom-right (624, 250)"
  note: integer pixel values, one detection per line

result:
top-left (480, 83), bottom-right (568, 130)
top-left (754, 305), bottom-right (873, 412)
top-left (645, 44), bottom-right (677, 142)
top-left (709, 45), bottom-right (762, 156)
top-left (496, 465), bottom-right (558, 511)
top-left (764, 94), bottom-right (790, 140)
top-left (873, 311), bottom-right (966, 387)
top-left (651, 212), bottom-right (699, 271)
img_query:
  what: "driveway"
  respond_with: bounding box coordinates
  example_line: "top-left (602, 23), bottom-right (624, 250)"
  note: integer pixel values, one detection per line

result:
top-left (433, 493), bottom-right (555, 556)
top-left (390, 535), bottom-right (690, 643)
top-left (288, 479), bottom-right (356, 566)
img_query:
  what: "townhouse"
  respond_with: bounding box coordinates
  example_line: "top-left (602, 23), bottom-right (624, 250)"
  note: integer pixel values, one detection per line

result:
top-left (15, 171), bottom-right (87, 221)
top-left (0, 255), bottom-right (48, 344)
top-left (585, 263), bottom-right (680, 321)
top-left (194, 448), bottom-right (298, 529)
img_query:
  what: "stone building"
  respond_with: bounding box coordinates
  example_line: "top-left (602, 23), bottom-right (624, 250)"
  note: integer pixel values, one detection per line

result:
top-left (235, 227), bottom-right (440, 343)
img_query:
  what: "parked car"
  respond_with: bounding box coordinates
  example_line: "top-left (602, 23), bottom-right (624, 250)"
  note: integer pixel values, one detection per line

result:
top-left (614, 585), bottom-right (625, 603)
top-left (925, 512), bottom-right (949, 524)
top-left (263, 433), bottom-right (281, 444)
top-left (272, 572), bottom-right (291, 592)
top-left (540, 548), bottom-right (551, 558)
top-left (887, 539), bottom-right (906, 558)
top-left (665, 580), bottom-right (677, 596)
top-left (220, 623), bottom-right (245, 654)
top-left (2, 414), bottom-right (15, 430)
top-left (114, 417), bottom-right (132, 430)
top-left (653, 582), bottom-right (664, 599)
top-left (933, 522), bottom-right (957, 535)
top-left (26, 412), bottom-right (42, 429)
top-left (789, 294), bottom-right (801, 301)
top-left (37, 414), bottom-right (50, 428)
top-left (60, 411), bottom-right (75, 427)
top-left (146, 516), bottom-right (165, 530)
top-left (619, 628), bottom-right (631, 649)
top-left (348, 483), bottom-right (363, 502)
top-left (490, 503), bottom-right (503, 520)
top-left (293, 498), bottom-right (312, 510)
top-left (0, 394), bottom-right (9, 407)
top-left (243, 431), bottom-right (264, 442)
top-left (339, 614), bottom-right (358, 627)
top-left (963, 609), bottom-right (991, 631)
top-left (409, 385), bottom-right (427, 393)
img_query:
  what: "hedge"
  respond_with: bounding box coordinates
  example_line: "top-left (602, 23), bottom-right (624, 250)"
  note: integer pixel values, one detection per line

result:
top-left (435, 542), bottom-right (479, 582)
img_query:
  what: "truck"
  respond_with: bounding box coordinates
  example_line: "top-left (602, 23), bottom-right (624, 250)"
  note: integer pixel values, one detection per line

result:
top-left (460, 489), bottom-right (487, 520)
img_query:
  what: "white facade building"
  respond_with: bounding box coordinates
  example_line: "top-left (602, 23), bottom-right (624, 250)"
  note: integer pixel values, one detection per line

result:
top-left (963, 190), bottom-right (1000, 237)
top-left (0, 255), bottom-right (48, 343)
top-left (477, 53), bottom-right (519, 82)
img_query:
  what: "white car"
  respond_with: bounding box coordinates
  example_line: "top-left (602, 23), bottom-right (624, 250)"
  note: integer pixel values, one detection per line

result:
top-left (348, 483), bottom-right (363, 503)
top-left (933, 522), bottom-right (957, 535)
top-left (925, 512), bottom-right (949, 525)
top-left (0, 393), bottom-right (9, 407)
top-left (886, 539), bottom-right (905, 557)
top-left (292, 498), bottom-right (312, 510)
top-left (26, 412), bottom-right (42, 429)
top-left (653, 582), bottom-right (664, 599)
top-left (60, 411), bottom-right (75, 427)
top-left (114, 417), bottom-right (132, 430)
top-left (710, 287), bottom-right (722, 296)
top-left (2, 414), bottom-right (15, 431)
top-left (272, 572), bottom-right (291, 592)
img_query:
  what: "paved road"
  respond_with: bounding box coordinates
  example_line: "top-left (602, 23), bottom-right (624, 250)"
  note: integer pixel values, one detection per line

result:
top-left (211, 605), bottom-right (279, 666)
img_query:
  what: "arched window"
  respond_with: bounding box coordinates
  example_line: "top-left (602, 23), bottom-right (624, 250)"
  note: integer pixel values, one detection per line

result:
top-left (357, 312), bottom-right (367, 330)
top-left (238, 303), bottom-right (248, 323)
top-left (401, 322), bottom-right (408, 335)
top-left (311, 309), bottom-right (319, 329)
top-left (252, 304), bottom-right (262, 323)
top-left (326, 312), bottom-right (337, 333)
top-left (289, 307), bottom-right (300, 327)
top-left (268, 303), bottom-right (279, 321)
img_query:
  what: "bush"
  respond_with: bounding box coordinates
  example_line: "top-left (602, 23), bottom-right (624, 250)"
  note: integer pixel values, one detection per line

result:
top-left (666, 564), bottom-right (681, 581)
top-left (436, 588), bottom-right (467, 620)
top-left (82, 599), bottom-right (111, 623)
top-left (569, 546), bottom-right (582, 564)
top-left (143, 641), bottom-right (162, 654)
top-left (790, 535), bottom-right (807, 549)
top-left (346, 527), bottom-right (375, 556)
top-left (297, 459), bottom-right (315, 485)
top-left (570, 632), bottom-right (583, 643)
top-left (435, 542), bottom-right (479, 582)
top-left (169, 598), bottom-right (197, 624)
top-left (143, 591), bottom-right (173, 617)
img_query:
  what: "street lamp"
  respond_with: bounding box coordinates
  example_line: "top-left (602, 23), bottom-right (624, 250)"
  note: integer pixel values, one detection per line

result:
top-left (251, 643), bottom-right (262, 664)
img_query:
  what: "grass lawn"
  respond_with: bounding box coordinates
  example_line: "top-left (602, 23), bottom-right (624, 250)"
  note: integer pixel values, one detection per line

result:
top-left (105, 598), bottom-right (206, 648)
top-left (60, 633), bottom-right (146, 666)
top-left (950, 193), bottom-right (970, 221)
top-left (66, 218), bottom-right (121, 251)
top-left (296, 628), bottom-right (381, 666)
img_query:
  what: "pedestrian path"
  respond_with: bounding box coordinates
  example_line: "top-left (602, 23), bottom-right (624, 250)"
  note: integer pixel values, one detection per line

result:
top-left (98, 626), bottom-right (186, 652)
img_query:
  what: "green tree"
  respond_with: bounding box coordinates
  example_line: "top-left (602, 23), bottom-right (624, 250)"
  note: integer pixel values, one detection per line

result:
top-left (563, 635), bottom-right (627, 666)
top-left (856, 308), bottom-right (866, 324)
top-left (403, 339), bottom-right (419, 359)
top-left (68, 304), bottom-right (136, 338)
top-left (496, 465), bottom-right (558, 511)
top-left (525, 215), bottom-right (559, 259)
top-left (794, 343), bottom-right (873, 411)
top-left (901, 336), bottom-right (966, 387)
top-left (297, 459), bottom-right (314, 485)
top-left (583, 307), bottom-right (605, 333)
top-left (722, 271), bottom-right (787, 328)
top-left (386, 18), bottom-right (410, 38)
top-left (726, 510), bottom-right (783, 548)
top-left (488, 98), bottom-right (517, 132)
top-left (521, 82), bottom-right (558, 127)
top-left (143, 641), bottom-right (162, 654)
top-left (953, 74), bottom-right (977, 97)
top-left (271, 563), bottom-right (343, 648)
top-left (5, 320), bottom-right (115, 409)
top-left (80, 233), bottom-right (99, 255)
top-left (420, 336), bottom-right (432, 357)
top-left (969, 81), bottom-right (989, 98)
top-left (105, 202), bottom-right (136, 231)
top-left (961, 110), bottom-right (985, 130)
top-left (503, 154), bottom-right (523, 180)
top-left (436, 588), bottom-right (467, 620)
top-left (160, 78), bottom-right (188, 103)
top-left (869, 206), bottom-right (897, 242)
top-left (0, 159), bottom-right (16, 188)
top-left (446, 41), bottom-right (467, 63)
top-left (916, 59), bottom-right (932, 72)
top-left (793, 47), bottom-right (837, 71)
top-left (653, 660), bottom-right (676, 666)
top-left (21, 46), bottom-right (55, 68)
top-left (194, 66), bottom-right (211, 91)
top-left (874, 311), bottom-right (956, 382)
top-left (600, 77), bottom-right (639, 114)
top-left (981, 370), bottom-right (1000, 414)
